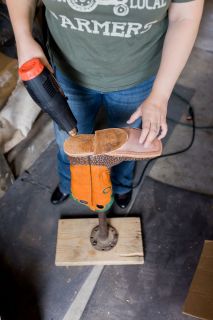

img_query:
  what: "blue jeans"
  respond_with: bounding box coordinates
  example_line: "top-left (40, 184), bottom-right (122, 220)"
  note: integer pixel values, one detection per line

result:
top-left (54, 67), bottom-right (155, 195)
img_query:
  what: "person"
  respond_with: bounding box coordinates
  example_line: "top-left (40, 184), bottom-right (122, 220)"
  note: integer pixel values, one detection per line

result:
top-left (6, 0), bottom-right (203, 208)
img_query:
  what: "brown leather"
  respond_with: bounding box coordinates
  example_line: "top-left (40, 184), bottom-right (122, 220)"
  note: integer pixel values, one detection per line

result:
top-left (94, 128), bottom-right (128, 154)
top-left (64, 127), bottom-right (162, 159)
top-left (106, 128), bottom-right (162, 158)
top-left (64, 134), bottom-right (94, 156)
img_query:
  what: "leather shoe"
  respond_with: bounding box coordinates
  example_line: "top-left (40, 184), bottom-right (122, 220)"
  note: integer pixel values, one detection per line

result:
top-left (51, 186), bottom-right (69, 205)
top-left (114, 190), bottom-right (132, 209)
top-left (64, 128), bottom-right (162, 159)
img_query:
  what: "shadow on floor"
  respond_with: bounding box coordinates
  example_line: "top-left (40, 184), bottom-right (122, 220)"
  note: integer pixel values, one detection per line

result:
top-left (0, 253), bottom-right (42, 320)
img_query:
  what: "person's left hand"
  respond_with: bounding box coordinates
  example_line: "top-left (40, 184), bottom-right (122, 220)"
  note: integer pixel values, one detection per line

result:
top-left (127, 95), bottom-right (168, 147)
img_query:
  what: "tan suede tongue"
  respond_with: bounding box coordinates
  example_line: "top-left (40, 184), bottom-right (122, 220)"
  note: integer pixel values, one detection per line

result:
top-left (94, 128), bottom-right (128, 154)
top-left (64, 134), bottom-right (94, 155)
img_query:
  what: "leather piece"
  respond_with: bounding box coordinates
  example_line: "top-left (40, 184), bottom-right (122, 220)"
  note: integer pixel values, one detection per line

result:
top-left (106, 128), bottom-right (162, 158)
top-left (64, 134), bottom-right (94, 156)
top-left (94, 128), bottom-right (128, 154)
top-left (64, 127), bottom-right (162, 159)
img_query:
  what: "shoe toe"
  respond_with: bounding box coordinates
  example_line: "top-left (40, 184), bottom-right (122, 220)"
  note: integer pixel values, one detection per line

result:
top-left (51, 186), bottom-right (69, 205)
top-left (114, 190), bottom-right (132, 209)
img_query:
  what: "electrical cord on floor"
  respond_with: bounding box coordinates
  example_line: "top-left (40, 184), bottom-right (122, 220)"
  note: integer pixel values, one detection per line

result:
top-left (113, 91), bottom-right (212, 193)
top-left (167, 116), bottom-right (213, 130)
top-left (169, 90), bottom-right (213, 130)
top-left (132, 100), bottom-right (196, 190)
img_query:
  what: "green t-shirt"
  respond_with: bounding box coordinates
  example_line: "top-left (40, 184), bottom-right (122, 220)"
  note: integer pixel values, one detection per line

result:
top-left (43, 0), bottom-right (193, 91)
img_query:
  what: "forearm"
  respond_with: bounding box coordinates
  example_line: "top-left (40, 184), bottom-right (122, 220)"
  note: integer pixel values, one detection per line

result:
top-left (5, 0), bottom-right (51, 69)
top-left (151, 0), bottom-right (204, 103)
top-left (6, 0), bottom-right (37, 46)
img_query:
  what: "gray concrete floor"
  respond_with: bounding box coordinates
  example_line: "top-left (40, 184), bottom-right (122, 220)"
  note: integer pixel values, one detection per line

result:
top-left (149, 0), bottom-right (213, 195)
top-left (0, 1), bottom-right (213, 320)
top-left (150, 47), bottom-right (213, 195)
top-left (0, 142), bottom-right (212, 320)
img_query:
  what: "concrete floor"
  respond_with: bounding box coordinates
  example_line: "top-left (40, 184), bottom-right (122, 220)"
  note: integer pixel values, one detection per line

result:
top-left (149, 0), bottom-right (213, 195)
top-left (0, 1), bottom-right (213, 319)
top-left (150, 47), bottom-right (213, 195)
top-left (0, 143), bottom-right (212, 320)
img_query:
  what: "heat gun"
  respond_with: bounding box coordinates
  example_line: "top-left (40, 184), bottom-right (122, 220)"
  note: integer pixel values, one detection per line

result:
top-left (18, 58), bottom-right (77, 136)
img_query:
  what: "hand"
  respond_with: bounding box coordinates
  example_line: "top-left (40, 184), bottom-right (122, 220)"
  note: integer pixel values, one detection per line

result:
top-left (17, 36), bottom-right (53, 72)
top-left (127, 95), bottom-right (168, 147)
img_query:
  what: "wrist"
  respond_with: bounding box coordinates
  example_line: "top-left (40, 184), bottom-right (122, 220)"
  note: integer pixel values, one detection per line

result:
top-left (150, 77), bottom-right (175, 104)
top-left (148, 90), bottom-right (169, 108)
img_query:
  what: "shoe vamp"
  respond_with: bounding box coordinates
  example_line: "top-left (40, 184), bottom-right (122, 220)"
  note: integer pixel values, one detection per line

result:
top-left (94, 128), bottom-right (128, 154)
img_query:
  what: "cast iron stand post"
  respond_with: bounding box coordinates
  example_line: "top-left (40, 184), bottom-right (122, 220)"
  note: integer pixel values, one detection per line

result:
top-left (90, 211), bottom-right (118, 251)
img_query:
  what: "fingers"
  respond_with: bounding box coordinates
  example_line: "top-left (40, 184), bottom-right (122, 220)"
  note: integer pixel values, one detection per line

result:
top-left (139, 120), bottom-right (151, 144)
top-left (46, 62), bottom-right (54, 74)
top-left (127, 100), bottom-right (168, 146)
top-left (37, 55), bottom-right (54, 73)
top-left (158, 117), bottom-right (168, 140)
top-left (143, 117), bottom-right (167, 146)
top-left (127, 108), bottom-right (141, 124)
top-left (143, 121), bottom-right (160, 147)
top-left (40, 56), bottom-right (54, 73)
top-left (17, 38), bottom-right (54, 73)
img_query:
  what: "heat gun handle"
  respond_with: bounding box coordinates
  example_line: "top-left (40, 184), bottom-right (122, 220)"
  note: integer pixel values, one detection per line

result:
top-left (19, 58), bottom-right (77, 135)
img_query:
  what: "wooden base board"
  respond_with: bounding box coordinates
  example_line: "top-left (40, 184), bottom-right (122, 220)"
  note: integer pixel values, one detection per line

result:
top-left (55, 217), bottom-right (144, 266)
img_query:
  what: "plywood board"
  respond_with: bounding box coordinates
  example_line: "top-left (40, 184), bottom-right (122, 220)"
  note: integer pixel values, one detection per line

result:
top-left (183, 240), bottom-right (213, 320)
top-left (55, 217), bottom-right (144, 266)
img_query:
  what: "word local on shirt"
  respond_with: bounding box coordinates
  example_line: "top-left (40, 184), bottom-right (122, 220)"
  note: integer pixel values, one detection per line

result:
top-left (55, 0), bottom-right (167, 14)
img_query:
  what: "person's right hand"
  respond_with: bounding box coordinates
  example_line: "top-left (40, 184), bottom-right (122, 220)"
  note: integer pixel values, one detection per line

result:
top-left (17, 36), bottom-right (53, 72)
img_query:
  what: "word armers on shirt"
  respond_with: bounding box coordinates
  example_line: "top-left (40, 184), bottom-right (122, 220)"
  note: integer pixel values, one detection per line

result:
top-left (51, 12), bottom-right (159, 38)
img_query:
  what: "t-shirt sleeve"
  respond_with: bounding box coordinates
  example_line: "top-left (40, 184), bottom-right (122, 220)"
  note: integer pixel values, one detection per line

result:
top-left (172, 0), bottom-right (195, 2)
